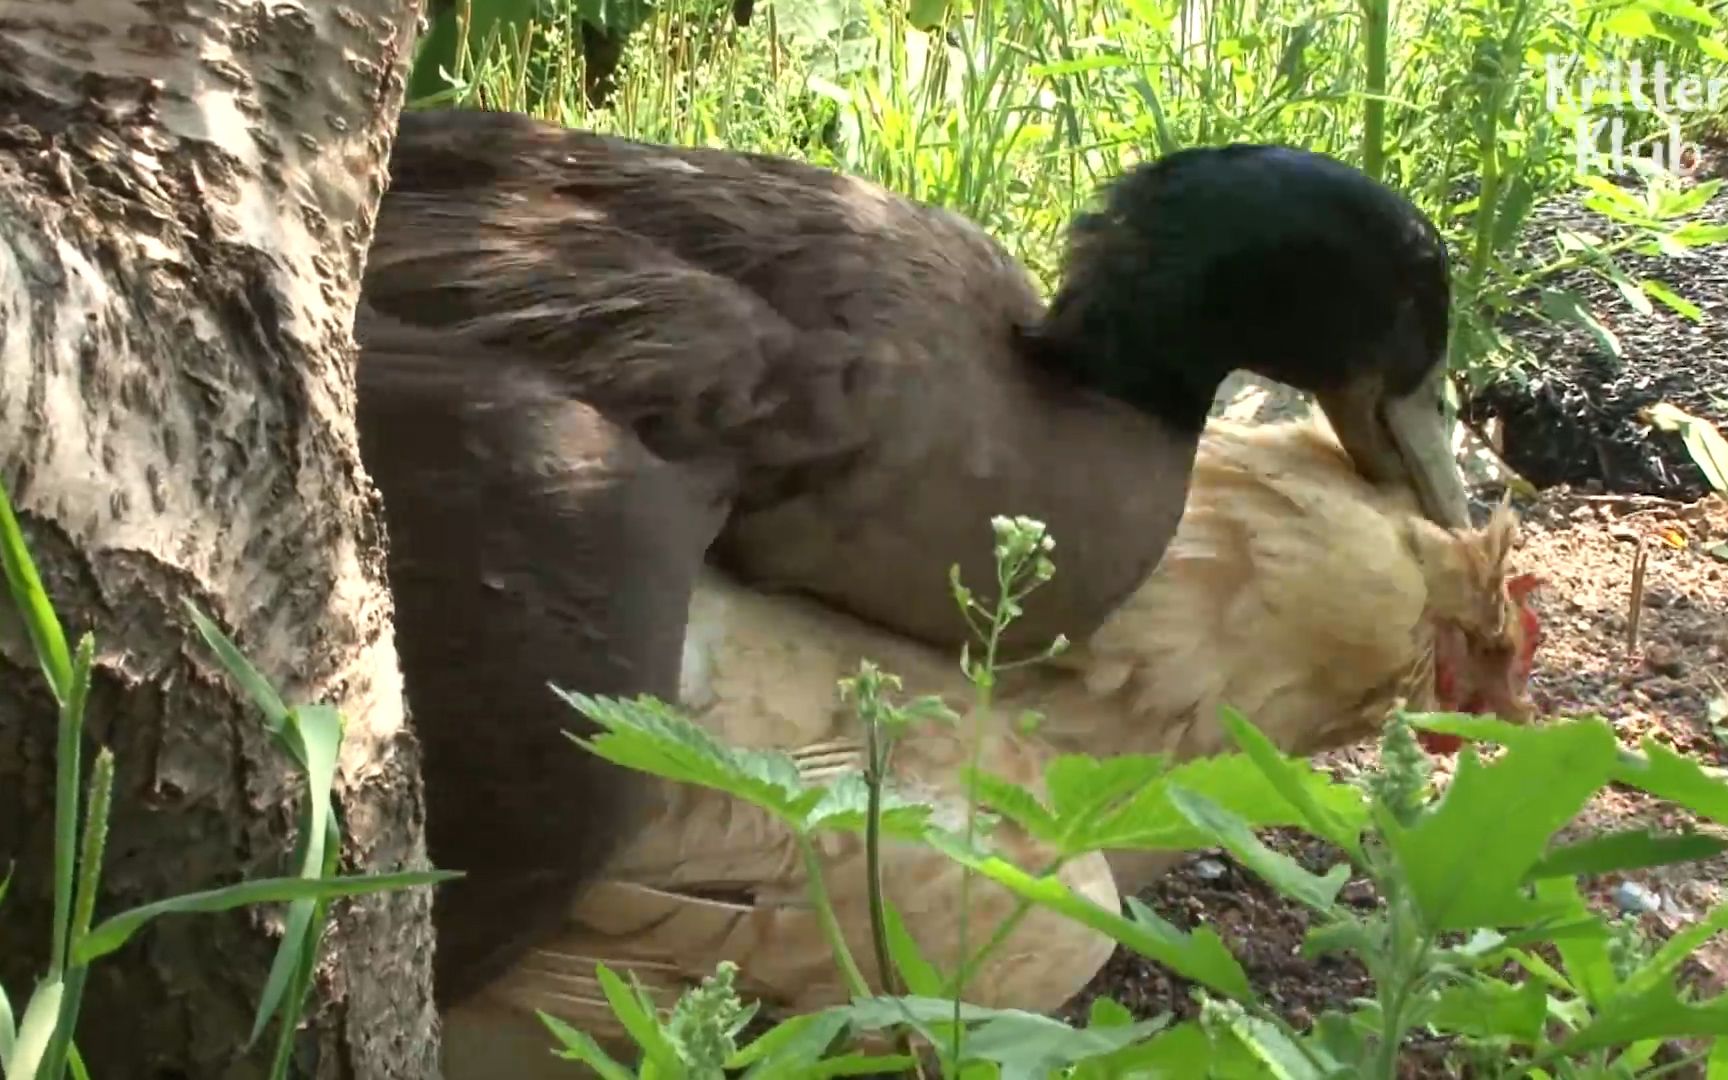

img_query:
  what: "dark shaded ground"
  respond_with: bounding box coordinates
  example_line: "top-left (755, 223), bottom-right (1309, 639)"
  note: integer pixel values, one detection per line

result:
top-left (1462, 151), bottom-right (1728, 502)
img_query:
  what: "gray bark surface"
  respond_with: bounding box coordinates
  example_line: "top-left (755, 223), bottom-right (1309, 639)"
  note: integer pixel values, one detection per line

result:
top-left (0, 2), bottom-right (436, 1075)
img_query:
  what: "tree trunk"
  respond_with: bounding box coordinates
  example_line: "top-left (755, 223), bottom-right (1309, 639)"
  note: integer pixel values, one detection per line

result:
top-left (0, 3), bottom-right (437, 1076)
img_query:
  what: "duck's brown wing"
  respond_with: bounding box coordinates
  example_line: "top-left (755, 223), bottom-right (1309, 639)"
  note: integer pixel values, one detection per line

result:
top-left (364, 110), bottom-right (1188, 655)
top-left (354, 309), bottom-right (730, 1004)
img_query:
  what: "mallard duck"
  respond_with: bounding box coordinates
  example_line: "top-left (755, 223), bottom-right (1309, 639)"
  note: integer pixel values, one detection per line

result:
top-left (431, 417), bottom-right (1534, 1076)
top-left (353, 108), bottom-right (1473, 1019)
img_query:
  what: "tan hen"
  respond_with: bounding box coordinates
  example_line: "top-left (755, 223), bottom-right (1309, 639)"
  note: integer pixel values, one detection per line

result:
top-left (441, 417), bottom-right (1538, 1076)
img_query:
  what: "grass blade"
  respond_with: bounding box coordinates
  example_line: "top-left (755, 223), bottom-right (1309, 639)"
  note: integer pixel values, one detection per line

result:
top-left (182, 601), bottom-right (290, 740)
top-left (0, 478), bottom-right (72, 702)
top-left (250, 705), bottom-right (344, 1048)
top-left (48, 636), bottom-right (94, 981)
top-left (73, 870), bottom-right (459, 967)
top-left (9, 979), bottom-right (65, 1080)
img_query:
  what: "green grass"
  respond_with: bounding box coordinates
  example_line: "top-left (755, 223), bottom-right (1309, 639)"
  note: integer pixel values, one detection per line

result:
top-left (417, 0), bottom-right (1728, 396)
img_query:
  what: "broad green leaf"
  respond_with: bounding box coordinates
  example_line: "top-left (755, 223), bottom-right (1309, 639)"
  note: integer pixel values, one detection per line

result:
top-left (1087, 751), bottom-right (1366, 854)
top-left (1209, 1003), bottom-right (1335, 1079)
top-left (539, 1011), bottom-right (637, 1080)
top-left (1087, 997), bottom-right (1134, 1028)
top-left (9, 978), bottom-right (63, 1080)
top-left (1165, 783), bottom-right (1349, 913)
top-left (838, 997), bottom-right (1167, 1076)
top-left (1301, 917), bottom-right (1376, 962)
top-left (184, 601), bottom-right (290, 738)
top-left (74, 870), bottom-right (456, 965)
top-left (907, 0), bottom-right (949, 30)
top-left (1710, 1033), bottom-right (1728, 1078)
top-left (1219, 707), bottom-right (1365, 854)
top-left (1557, 981), bottom-right (1728, 1054)
top-left (731, 1011), bottom-right (849, 1073)
top-left (1043, 752), bottom-right (1171, 844)
top-left (560, 690), bottom-right (825, 825)
top-left (964, 770), bottom-right (1060, 843)
top-left (1527, 828), bottom-right (1726, 880)
top-left (0, 478), bottom-right (72, 702)
top-left (1071, 1021), bottom-right (1221, 1078)
top-left (1641, 0), bottom-right (1720, 26)
top-left (962, 1010), bottom-right (1169, 1078)
top-left (1430, 975), bottom-right (1548, 1043)
top-left (924, 830), bottom-right (1254, 1000)
top-left (794, 1053), bottom-right (919, 1077)
top-left (1540, 876), bottom-right (1650, 1010)
top-left (1387, 719), bottom-right (1619, 931)
top-left (1611, 739), bottom-right (1728, 826)
top-left (250, 704), bottom-right (344, 1047)
top-left (1310, 1011), bottom-right (1370, 1067)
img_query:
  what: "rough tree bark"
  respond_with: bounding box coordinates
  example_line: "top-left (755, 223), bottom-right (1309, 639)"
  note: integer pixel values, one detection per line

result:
top-left (0, 2), bottom-right (437, 1076)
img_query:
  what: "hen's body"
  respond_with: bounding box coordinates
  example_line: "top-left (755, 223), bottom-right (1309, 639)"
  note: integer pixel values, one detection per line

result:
top-left (440, 419), bottom-right (1533, 1075)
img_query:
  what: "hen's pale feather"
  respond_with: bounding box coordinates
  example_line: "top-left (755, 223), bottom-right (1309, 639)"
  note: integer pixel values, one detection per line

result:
top-left (444, 419), bottom-right (1524, 1074)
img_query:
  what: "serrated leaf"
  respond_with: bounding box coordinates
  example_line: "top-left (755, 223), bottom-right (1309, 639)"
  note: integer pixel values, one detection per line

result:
top-left (1087, 751), bottom-right (1367, 855)
top-left (1528, 828), bottom-right (1726, 880)
top-left (1043, 752), bottom-right (1171, 845)
top-left (1165, 784), bottom-right (1348, 913)
top-left (73, 870), bottom-right (456, 965)
top-left (964, 769), bottom-right (1061, 843)
top-left (560, 690), bottom-right (825, 825)
top-left (805, 773), bottom-right (932, 840)
top-left (1387, 718), bottom-right (1619, 931)
top-left (1611, 738), bottom-right (1728, 826)
top-left (1430, 975), bottom-right (1548, 1043)
top-left (923, 830), bottom-right (1254, 1000)
top-left (1219, 707), bottom-right (1365, 855)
